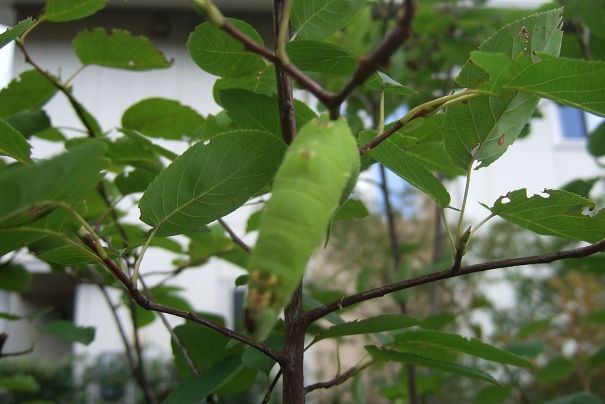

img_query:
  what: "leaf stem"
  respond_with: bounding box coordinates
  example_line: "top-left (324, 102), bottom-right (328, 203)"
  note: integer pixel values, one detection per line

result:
top-left (456, 168), bottom-right (473, 242)
top-left (469, 213), bottom-right (495, 240)
top-left (360, 89), bottom-right (483, 153)
top-left (132, 227), bottom-right (158, 286)
top-left (440, 208), bottom-right (456, 253)
top-left (277, 0), bottom-right (293, 64)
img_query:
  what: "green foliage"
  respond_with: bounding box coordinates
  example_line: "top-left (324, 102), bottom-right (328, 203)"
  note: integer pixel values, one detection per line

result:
top-left (0, 19), bottom-right (33, 49)
top-left (292, 0), bottom-right (366, 40)
top-left (0, 264), bottom-right (32, 291)
top-left (489, 189), bottom-right (605, 242)
top-left (0, 119), bottom-right (31, 164)
top-left (43, 320), bottom-right (95, 345)
top-left (0, 71), bottom-right (57, 118)
top-left (73, 28), bottom-right (172, 70)
top-left (42, 0), bottom-right (107, 22)
top-left (139, 130), bottom-right (286, 236)
top-left (187, 19), bottom-right (265, 77)
top-left (366, 346), bottom-right (499, 384)
top-left (314, 314), bottom-right (419, 341)
top-left (121, 98), bottom-right (205, 140)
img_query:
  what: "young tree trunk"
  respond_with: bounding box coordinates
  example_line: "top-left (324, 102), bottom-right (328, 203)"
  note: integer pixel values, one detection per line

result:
top-left (282, 285), bottom-right (306, 403)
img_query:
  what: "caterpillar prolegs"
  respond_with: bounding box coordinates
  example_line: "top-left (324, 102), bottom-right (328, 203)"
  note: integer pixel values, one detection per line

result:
top-left (244, 118), bottom-right (360, 341)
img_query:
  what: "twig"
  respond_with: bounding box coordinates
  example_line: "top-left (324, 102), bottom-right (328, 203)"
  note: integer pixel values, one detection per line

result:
top-left (306, 239), bottom-right (605, 323)
top-left (79, 236), bottom-right (283, 363)
top-left (304, 361), bottom-right (373, 393)
top-left (327, 0), bottom-right (415, 117)
top-left (218, 218), bottom-right (252, 253)
top-left (139, 278), bottom-right (199, 375)
top-left (261, 369), bottom-right (283, 404)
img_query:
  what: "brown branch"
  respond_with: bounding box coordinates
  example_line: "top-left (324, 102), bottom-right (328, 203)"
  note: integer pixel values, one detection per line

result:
top-left (218, 218), bottom-right (251, 253)
top-left (306, 239), bottom-right (605, 323)
top-left (16, 41), bottom-right (100, 137)
top-left (304, 361), bottom-right (373, 393)
top-left (220, 21), bottom-right (333, 105)
top-left (359, 120), bottom-right (404, 154)
top-left (78, 236), bottom-right (283, 363)
top-left (327, 0), bottom-right (415, 117)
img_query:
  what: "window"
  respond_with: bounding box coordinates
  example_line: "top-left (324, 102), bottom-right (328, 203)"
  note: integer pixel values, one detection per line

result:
top-left (558, 105), bottom-right (588, 140)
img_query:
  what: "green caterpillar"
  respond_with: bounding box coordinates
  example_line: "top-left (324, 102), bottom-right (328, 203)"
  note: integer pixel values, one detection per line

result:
top-left (245, 118), bottom-right (360, 341)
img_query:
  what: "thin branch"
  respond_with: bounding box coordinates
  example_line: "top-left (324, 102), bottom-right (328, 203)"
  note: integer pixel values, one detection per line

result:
top-left (218, 218), bottom-right (252, 253)
top-left (78, 236), bottom-right (283, 363)
top-left (306, 239), bottom-right (605, 323)
top-left (128, 299), bottom-right (158, 404)
top-left (140, 278), bottom-right (199, 375)
top-left (304, 361), bottom-right (373, 393)
top-left (261, 369), bottom-right (283, 404)
top-left (328, 0), bottom-right (415, 117)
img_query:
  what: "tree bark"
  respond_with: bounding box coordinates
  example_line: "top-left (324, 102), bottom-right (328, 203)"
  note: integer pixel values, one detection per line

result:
top-left (282, 285), bottom-right (306, 403)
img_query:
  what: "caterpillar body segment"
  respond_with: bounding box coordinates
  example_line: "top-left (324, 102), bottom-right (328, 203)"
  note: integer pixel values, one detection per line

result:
top-left (245, 118), bottom-right (360, 340)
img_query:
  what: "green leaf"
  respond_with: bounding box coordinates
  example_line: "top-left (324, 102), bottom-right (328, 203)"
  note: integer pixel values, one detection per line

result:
top-left (588, 345), bottom-right (605, 370)
top-left (7, 110), bottom-right (52, 138)
top-left (0, 264), bottom-right (32, 291)
top-left (565, 0), bottom-right (605, 40)
top-left (187, 19), bottom-right (265, 78)
top-left (394, 329), bottom-right (533, 368)
top-left (0, 70), bottom-right (57, 118)
top-left (457, 8), bottom-right (563, 88)
top-left (107, 137), bottom-right (163, 172)
top-left (0, 119), bottom-right (31, 164)
top-left (164, 356), bottom-right (242, 404)
top-left (474, 385), bottom-right (513, 404)
top-left (73, 28), bottom-right (171, 71)
top-left (364, 71), bottom-right (416, 96)
top-left (43, 320), bottom-right (95, 345)
top-left (213, 65), bottom-right (277, 100)
top-left (334, 199), bottom-right (369, 221)
top-left (504, 340), bottom-right (545, 358)
top-left (489, 188), bottom-right (605, 242)
top-left (505, 55), bottom-right (605, 117)
top-left (365, 132), bottom-right (451, 208)
top-left (139, 130), bottom-right (286, 236)
top-left (546, 392), bottom-right (604, 404)
top-left (115, 169), bottom-right (157, 195)
top-left (315, 314), bottom-right (419, 341)
top-left (0, 19), bottom-right (33, 49)
top-left (0, 210), bottom-right (84, 257)
top-left (0, 312), bottom-right (22, 320)
top-left (588, 121), bottom-right (605, 157)
top-left (0, 142), bottom-right (108, 226)
top-left (38, 245), bottom-right (98, 265)
top-left (446, 8), bottom-right (563, 169)
top-left (366, 346), bottom-right (499, 384)
top-left (292, 0), bottom-right (366, 40)
top-left (219, 89), bottom-right (316, 136)
top-left (43, 0), bottom-right (107, 22)
top-left (0, 375), bottom-right (39, 392)
top-left (287, 40), bottom-right (356, 75)
top-left (121, 98), bottom-right (205, 140)
top-left (536, 356), bottom-right (575, 384)
top-left (421, 312), bottom-right (456, 330)
top-left (120, 128), bottom-right (178, 160)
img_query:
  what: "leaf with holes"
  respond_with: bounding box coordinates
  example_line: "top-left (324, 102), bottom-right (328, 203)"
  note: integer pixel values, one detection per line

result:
top-left (73, 28), bottom-right (171, 71)
top-left (444, 8), bottom-right (563, 169)
top-left (139, 130), bottom-right (286, 237)
top-left (188, 19), bottom-right (265, 78)
top-left (43, 0), bottom-right (107, 22)
top-left (489, 189), bottom-right (605, 242)
top-left (292, 0), bottom-right (366, 40)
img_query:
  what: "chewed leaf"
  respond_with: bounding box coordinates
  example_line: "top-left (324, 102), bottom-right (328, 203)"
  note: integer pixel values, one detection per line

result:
top-left (0, 19), bottom-right (33, 50)
top-left (489, 188), bottom-right (605, 242)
